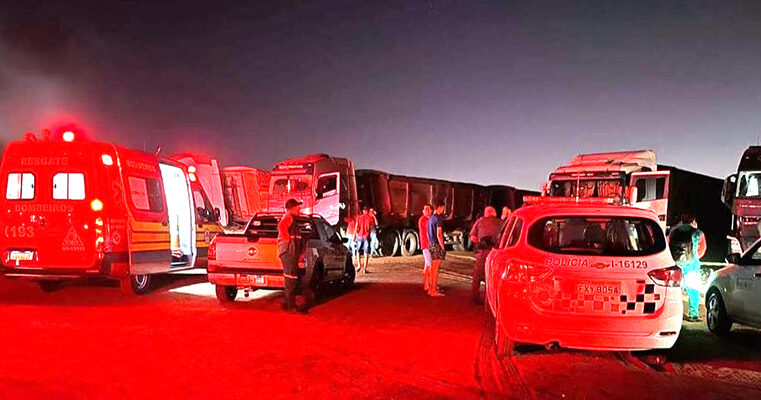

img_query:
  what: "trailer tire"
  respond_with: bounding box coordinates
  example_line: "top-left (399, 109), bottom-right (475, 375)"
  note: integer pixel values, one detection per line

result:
top-left (379, 230), bottom-right (400, 257)
top-left (400, 230), bottom-right (418, 257)
top-left (215, 285), bottom-right (238, 303)
top-left (120, 274), bottom-right (152, 295)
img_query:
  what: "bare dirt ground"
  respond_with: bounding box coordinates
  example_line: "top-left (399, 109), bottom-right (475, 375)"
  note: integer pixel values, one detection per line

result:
top-left (0, 255), bottom-right (759, 399)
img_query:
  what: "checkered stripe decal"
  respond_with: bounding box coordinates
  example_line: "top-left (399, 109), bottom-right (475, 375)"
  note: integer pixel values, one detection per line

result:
top-left (547, 279), bottom-right (660, 315)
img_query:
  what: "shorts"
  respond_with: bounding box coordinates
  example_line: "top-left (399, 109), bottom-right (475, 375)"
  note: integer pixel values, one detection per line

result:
top-left (422, 248), bottom-right (432, 267)
top-left (355, 237), bottom-right (371, 254)
top-left (429, 243), bottom-right (446, 261)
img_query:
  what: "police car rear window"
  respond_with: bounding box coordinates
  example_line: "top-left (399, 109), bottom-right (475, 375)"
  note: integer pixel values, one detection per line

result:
top-left (527, 216), bottom-right (666, 256)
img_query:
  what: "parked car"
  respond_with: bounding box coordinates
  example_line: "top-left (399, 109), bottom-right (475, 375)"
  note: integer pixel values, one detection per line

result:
top-left (207, 213), bottom-right (355, 304)
top-left (705, 240), bottom-right (761, 335)
top-left (485, 197), bottom-right (683, 355)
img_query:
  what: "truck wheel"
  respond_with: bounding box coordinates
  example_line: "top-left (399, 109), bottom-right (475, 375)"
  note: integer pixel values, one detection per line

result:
top-left (120, 274), bottom-right (152, 295)
top-left (341, 258), bottom-right (356, 289)
top-left (215, 285), bottom-right (238, 303)
top-left (706, 290), bottom-right (733, 336)
top-left (452, 231), bottom-right (468, 252)
top-left (400, 231), bottom-right (418, 257)
top-left (379, 230), bottom-right (400, 257)
top-left (38, 281), bottom-right (62, 293)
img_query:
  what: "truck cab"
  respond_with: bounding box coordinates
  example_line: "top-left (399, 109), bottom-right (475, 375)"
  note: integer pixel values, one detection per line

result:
top-left (721, 146), bottom-right (761, 252)
top-left (545, 150), bottom-right (671, 230)
top-left (268, 154), bottom-right (358, 226)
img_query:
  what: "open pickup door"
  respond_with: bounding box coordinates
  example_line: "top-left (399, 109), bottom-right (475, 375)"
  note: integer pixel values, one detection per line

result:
top-left (629, 171), bottom-right (670, 230)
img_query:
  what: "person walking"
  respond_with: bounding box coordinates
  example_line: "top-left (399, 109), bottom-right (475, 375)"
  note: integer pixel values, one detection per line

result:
top-left (469, 206), bottom-right (503, 304)
top-left (345, 215), bottom-right (359, 271)
top-left (418, 204), bottom-right (433, 291)
top-left (427, 200), bottom-right (447, 297)
top-left (355, 207), bottom-right (376, 273)
top-left (668, 214), bottom-right (707, 322)
top-left (277, 198), bottom-right (308, 313)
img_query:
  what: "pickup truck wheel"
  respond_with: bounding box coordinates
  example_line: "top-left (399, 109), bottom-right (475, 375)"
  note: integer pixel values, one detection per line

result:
top-left (706, 290), bottom-right (732, 336)
top-left (215, 285), bottom-right (238, 303)
top-left (379, 230), bottom-right (400, 257)
top-left (400, 231), bottom-right (418, 257)
top-left (307, 265), bottom-right (325, 306)
top-left (120, 274), bottom-right (152, 295)
top-left (38, 281), bottom-right (62, 293)
top-left (341, 258), bottom-right (356, 288)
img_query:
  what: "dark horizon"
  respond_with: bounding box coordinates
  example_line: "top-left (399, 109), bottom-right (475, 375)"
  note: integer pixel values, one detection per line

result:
top-left (3, 1), bottom-right (761, 189)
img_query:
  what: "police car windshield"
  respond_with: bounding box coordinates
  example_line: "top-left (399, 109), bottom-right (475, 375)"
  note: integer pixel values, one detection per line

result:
top-left (528, 216), bottom-right (666, 256)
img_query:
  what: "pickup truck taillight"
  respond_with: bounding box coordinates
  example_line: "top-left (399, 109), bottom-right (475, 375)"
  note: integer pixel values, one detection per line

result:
top-left (208, 242), bottom-right (217, 261)
top-left (648, 266), bottom-right (682, 287)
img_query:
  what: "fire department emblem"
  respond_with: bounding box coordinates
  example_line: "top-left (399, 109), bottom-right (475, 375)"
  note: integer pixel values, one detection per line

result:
top-left (62, 228), bottom-right (85, 252)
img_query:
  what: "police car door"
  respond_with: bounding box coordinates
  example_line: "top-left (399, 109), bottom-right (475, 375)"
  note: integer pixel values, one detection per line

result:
top-left (314, 172), bottom-right (340, 225)
top-left (629, 171), bottom-right (670, 231)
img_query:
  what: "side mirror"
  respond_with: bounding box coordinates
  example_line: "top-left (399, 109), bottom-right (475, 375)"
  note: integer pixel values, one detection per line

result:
top-left (726, 252), bottom-right (741, 265)
top-left (627, 186), bottom-right (638, 205)
top-left (214, 208), bottom-right (221, 220)
top-left (196, 207), bottom-right (209, 219)
top-left (721, 174), bottom-right (737, 209)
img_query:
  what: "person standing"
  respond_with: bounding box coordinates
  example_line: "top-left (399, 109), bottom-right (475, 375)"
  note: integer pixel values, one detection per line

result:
top-left (427, 200), bottom-right (447, 297)
top-left (345, 216), bottom-right (359, 271)
top-left (469, 206), bottom-right (503, 304)
top-left (501, 206), bottom-right (512, 227)
top-left (277, 198), bottom-right (307, 313)
top-left (369, 208), bottom-right (380, 256)
top-left (418, 204), bottom-right (433, 291)
top-left (668, 214), bottom-right (707, 322)
top-left (355, 207), bottom-right (376, 273)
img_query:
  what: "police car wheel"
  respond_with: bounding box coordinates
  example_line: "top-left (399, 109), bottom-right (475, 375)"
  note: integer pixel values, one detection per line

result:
top-left (342, 258), bottom-right (356, 288)
top-left (215, 285), bottom-right (238, 303)
top-left (495, 316), bottom-right (516, 357)
top-left (706, 290), bottom-right (732, 336)
top-left (38, 281), bottom-right (62, 293)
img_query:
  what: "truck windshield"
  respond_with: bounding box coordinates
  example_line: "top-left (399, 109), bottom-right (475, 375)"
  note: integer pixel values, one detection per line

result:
top-left (272, 176), bottom-right (311, 196)
top-left (737, 171), bottom-right (761, 198)
top-left (549, 179), bottom-right (623, 199)
top-left (527, 216), bottom-right (666, 256)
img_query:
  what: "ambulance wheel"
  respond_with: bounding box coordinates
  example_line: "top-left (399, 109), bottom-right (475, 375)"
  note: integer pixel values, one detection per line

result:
top-left (120, 274), bottom-right (152, 295)
top-left (38, 281), bottom-right (62, 293)
top-left (400, 231), bottom-right (418, 257)
top-left (706, 289), bottom-right (733, 336)
top-left (215, 285), bottom-right (238, 303)
top-left (341, 258), bottom-right (356, 289)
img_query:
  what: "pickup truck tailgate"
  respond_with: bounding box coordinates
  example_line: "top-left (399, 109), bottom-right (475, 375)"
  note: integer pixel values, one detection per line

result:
top-left (211, 236), bottom-right (281, 271)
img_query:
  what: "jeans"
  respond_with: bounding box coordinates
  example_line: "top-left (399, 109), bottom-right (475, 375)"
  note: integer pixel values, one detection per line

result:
top-left (683, 271), bottom-right (702, 318)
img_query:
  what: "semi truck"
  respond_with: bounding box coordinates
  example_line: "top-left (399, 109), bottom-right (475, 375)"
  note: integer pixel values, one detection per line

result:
top-left (721, 146), bottom-right (761, 253)
top-left (265, 154), bottom-right (535, 257)
top-left (173, 154), bottom-right (270, 229)
top-left (544, 150), bottom-right (730, 262)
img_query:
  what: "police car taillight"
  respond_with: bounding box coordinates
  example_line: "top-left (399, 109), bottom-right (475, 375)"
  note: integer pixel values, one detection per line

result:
top-left (648, 266), bottom-right (682, 287)
top-left (505, 262), bottom-right (552, 282)
top-left (208, 241), bottom-right (216, 261)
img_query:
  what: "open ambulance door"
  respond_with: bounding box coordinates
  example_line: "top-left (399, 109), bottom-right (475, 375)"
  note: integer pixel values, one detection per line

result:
top-left (159, 163), bottom-right (197, 269)
top-left (314, 172), bottom-right (341, 225)
top-left (629, 171), bottom-right (670, 231)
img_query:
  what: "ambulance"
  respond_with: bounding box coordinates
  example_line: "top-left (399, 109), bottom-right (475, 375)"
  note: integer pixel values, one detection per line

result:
top-left (485, 197), bottom-right (683, 355)
top-left (0, 131), bottom-right (222, 294)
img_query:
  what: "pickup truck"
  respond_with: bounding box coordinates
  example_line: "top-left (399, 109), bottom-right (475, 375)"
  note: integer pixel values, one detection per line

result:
top-left (207, 213), bottom-right (355, 304)
top-left (706, 239), bottom-right (761, 336)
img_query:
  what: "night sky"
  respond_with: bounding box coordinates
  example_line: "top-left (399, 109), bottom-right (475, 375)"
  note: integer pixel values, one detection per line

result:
top-left (2, 1), bottom-right (761, 189)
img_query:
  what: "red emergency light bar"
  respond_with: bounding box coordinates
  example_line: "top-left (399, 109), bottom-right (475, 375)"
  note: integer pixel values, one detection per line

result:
top-left (523, 196), bottom-right (618, 206)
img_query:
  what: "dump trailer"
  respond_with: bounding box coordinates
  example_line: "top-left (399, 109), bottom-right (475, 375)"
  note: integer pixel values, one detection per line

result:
top-left (721, 146), bottom-right (761, 253)
top-left (355, 170), bottom-right (534, 257)
top-left (544, 150), bottom-right (729, 262)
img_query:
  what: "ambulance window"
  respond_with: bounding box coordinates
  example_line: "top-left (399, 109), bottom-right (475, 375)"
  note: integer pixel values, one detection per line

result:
top-left (128, 177), bottom-right (164, 212)
top-left (6, 173), bottom-right (35, 200)
top-left (52, 173), bottom-right (86, 200)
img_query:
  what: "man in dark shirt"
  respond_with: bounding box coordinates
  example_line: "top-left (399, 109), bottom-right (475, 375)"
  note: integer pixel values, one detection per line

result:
top-left (427, 200), bottom-right (447, 297)
top-left (469, 206), bottom-right (503, 303)
top-left (277, 198), bottom-right (307, 313)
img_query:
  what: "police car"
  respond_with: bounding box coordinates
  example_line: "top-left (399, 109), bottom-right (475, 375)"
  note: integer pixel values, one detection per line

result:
top-left (485, 197), bottom-right (683, 355)
top-left (705, 239), bottom-right (761, 336)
